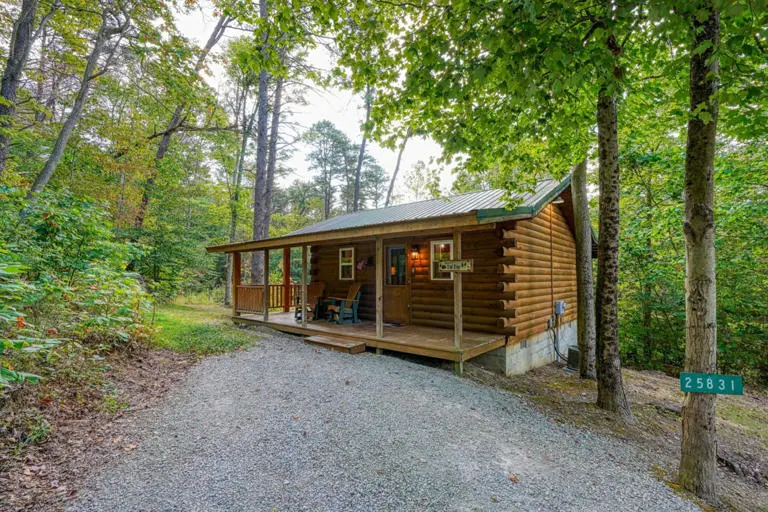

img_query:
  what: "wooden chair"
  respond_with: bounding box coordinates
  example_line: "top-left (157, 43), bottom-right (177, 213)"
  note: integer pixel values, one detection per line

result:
top-left (294, 281), bottom-right (326, 322)
top-left (326, 283), bottom-right (362, 324)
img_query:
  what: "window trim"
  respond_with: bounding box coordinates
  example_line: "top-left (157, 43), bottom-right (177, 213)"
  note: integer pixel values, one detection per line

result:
top-left (430, 240), bottom-right (454, 281)
top-left (339, 247), bottom-right (355, 281)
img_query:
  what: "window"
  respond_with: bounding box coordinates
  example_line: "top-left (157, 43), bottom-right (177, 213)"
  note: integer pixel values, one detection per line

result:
top-left (339, 247), bottom-right (355, 280)
top-left (387, 246), bottom-right (407, 285)
top-left (430, 240), bottom-right (453, 280)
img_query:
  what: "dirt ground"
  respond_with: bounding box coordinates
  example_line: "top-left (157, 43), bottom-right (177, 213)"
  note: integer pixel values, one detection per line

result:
top-left (465, 362), bottom-right (768, 512)
top-left (0, 349), bottom-right (194, 512)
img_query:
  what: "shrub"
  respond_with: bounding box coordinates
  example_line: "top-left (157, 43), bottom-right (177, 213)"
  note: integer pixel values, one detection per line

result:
top-left (0, 188), bottom-right (153, 394)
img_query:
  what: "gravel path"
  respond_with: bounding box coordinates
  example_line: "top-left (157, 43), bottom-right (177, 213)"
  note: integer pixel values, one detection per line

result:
top-left (70, 329), bottom-right (698, 512)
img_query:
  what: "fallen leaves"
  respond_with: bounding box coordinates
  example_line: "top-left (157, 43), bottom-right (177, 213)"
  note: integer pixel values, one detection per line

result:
top-left (508, 474), bottom-right (519, 483)
top-left (0, 348), bottom-right (194, 511)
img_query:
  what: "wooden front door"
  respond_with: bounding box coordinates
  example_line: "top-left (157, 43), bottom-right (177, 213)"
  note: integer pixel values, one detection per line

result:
top-left (384, 245), bottom-right (410, 324)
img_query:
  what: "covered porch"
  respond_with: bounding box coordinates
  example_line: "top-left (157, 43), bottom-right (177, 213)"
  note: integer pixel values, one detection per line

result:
top-left (221, 218), bottom-right (504, 374)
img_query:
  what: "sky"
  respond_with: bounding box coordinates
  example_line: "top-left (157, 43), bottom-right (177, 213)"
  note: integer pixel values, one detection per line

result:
top-left (174, 4), bottom-right (452, 203)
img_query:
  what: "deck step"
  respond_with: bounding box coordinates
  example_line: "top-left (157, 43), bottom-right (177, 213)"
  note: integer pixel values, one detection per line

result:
top-left (305, 335), bottom-right (366, 354)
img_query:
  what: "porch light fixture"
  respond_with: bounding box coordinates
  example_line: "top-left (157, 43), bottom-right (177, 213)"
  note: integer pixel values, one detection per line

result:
top-left (410, 245), bottom-right (420, 260)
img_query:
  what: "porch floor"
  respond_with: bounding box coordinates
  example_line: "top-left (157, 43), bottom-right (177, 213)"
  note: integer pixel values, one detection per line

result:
top-left (234, 312), bottom-right (507, 362)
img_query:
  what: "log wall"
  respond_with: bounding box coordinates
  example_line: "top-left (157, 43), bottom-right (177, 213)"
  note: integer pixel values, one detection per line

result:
top-left (497, 203), bottom-right (578, 339)
top-left (308, 201), bottom-right (578, 338)
top-left (409, 230), bottom-right (508, 333)
top-left (311, 242), bottom-right (377, 319)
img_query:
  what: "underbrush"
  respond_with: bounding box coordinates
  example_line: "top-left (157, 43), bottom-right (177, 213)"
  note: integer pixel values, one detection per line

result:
top-left (1, 188), bottom-right (154, 464)
top-left (173, 287), bottom-right (225, 306)
top-left (152, 305), bottom-right (254, 355)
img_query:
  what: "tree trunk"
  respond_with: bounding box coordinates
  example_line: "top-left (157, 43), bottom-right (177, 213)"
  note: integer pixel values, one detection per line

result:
top-left (263, 72), bottom-right (284, 237)
top-left (324, 181), bottom-right (331, 220)
top-left (224, 90), bottom-right (254, 305)
top-left (571, 158), bottom-right (596, 380)
top-left (353, 86), bottom-right (372, 211)
top-left (250, 1), bottom-right (271, 284)
top-left (679, 3), bottom-right (719, 502)
top-left (385, 127), bottom-right (412, 207)
top-left (27, 18), bottom-right (113, 198)
top-left (594, 90), bottom-right (634, 421)
top-left (0, 0), bottom-right (39, 176)
top-left (134, 15), bottom-right (230, 230)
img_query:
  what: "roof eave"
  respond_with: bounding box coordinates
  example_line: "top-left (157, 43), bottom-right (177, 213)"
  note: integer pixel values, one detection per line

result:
top-left (475, 176), bottom-right (572, 224)
top-left (206, 211), bottom-right (482, 253)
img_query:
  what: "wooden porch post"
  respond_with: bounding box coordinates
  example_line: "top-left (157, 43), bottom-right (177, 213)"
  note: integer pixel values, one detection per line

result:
top-left (263, 249), bottom-right (269, 322)
top-left (301, 245), bottom-right (308, 328)
top-left (232, 252), bottom-right (241, 317)
top-left (375, 236), bottom-right (383, 339)
top-left (282, 247), bottom-right (291, 312)
top-left (453, 230), bottom-right (463, 376)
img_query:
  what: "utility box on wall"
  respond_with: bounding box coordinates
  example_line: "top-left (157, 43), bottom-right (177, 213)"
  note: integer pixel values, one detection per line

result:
top-left (555, 300), bottom-right (566, 316)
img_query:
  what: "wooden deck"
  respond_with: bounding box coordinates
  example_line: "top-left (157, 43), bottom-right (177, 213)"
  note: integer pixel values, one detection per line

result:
top-left (234, 312), bottom-right (507, 362)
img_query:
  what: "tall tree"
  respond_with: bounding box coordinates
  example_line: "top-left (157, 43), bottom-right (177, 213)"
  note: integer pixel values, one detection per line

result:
top-left (304, 120), bottom-right (347, 220)
top-left (595, 91), bottom-right (633, 419)
top-left (250, 0), bottom-right (272, 283)
top-left (571, 158), bottom-right (596, 380)
top-left (134, 14), bottom-right (230, 231)
top-left (262, 70), bottom-right (285, 238)
top-left (27, 4), bottom-right (131, 199)
top-left (352, 85), bottom-right (372, 211)
top-left (360, 157), bottom-right (387, 208)
top-left (679, 1), bottom-right (720, 500)
top-left (385, 127), bottom-right (411, 207)
top-left (0, 0), bottom-right (51, 176)
top-left (220, 37), bottom-right (260, 304)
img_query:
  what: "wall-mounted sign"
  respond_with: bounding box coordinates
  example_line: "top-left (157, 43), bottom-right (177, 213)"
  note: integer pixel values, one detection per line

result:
top-left (680, 372), bottom-right (743, 395)
top-left (438, 259), bottom-right (474, 272)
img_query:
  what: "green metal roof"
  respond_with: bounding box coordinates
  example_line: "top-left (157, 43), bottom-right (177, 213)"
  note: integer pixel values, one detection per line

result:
top-left (286, 177), bottom-right (570, 237)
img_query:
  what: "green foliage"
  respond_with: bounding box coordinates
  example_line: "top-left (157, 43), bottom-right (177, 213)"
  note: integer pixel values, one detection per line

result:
top-left (0, 188), bottom-right (152, 391)
top-left (617, 143), bottom-right (768, 386)
top-left (301, 120), bottom-right (389, 220)
top-left (152, 305), bottom-right (255, 355)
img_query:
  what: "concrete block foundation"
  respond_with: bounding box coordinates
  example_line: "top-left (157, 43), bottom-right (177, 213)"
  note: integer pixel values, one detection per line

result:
top-left (473, 320), bottom-right (577, 376)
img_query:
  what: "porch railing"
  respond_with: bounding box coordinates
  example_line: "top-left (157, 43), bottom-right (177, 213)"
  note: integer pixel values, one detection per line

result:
top-left (236, 284), bottom-right (303, 314)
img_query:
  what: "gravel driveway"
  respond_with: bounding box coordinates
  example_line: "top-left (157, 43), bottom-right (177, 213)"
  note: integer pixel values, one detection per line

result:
top-left (70, 329), bottom-right (697, 512)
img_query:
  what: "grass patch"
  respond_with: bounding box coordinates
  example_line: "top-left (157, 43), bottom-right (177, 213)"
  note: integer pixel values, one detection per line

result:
top-left (152, 305), bottom-right (255, 355)
top-left (719, 401), bottom-right (768, 444)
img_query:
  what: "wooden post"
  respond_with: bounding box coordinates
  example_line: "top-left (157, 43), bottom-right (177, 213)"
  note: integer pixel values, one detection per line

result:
top-left (301, 245), bottom-right (308, 328)
top-left (453, 230), bottom-right (463, 376)
top-left (282, 247), bottom-right (290, 312)
top-left (263, 249), bottom-right (269, 322)
top-left (375, 236), bottom-right (383, 338)
top-left (232, 252), bottom-right (241, 317)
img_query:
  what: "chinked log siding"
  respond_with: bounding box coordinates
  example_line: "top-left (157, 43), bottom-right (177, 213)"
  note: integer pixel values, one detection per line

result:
top-left (496, 203), bottom-right (578, 339)
top-left (307, 202), bottom-right (578, 338)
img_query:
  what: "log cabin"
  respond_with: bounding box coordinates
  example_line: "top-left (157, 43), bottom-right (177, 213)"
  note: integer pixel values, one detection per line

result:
top-left (206, 177), bottom-right (583, 376)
